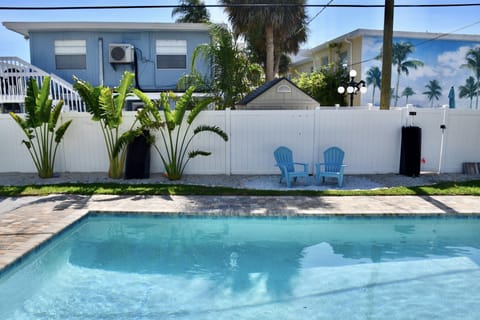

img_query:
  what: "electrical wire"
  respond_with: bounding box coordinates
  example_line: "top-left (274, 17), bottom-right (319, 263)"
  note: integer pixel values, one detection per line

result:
top-left (1, 3), bottom-right (480, 10)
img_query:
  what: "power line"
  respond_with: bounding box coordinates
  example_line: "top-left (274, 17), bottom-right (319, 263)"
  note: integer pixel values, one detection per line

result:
top-left (2, 3), bottom-right (480, 10)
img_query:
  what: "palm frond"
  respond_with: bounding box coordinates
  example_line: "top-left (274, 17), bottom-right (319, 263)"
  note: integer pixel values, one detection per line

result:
top-left (193, 125), bottom-right (228, 141)
top-left (54, 120), bottom-right (73, 143)
top-left (187, 97), bottom-right (213, 124)
top-left (188, 150), bottom-right (211, 159)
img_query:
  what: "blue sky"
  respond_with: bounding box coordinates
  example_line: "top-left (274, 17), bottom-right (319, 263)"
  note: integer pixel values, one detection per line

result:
top-left (1, 1), bottom-right (480, 66)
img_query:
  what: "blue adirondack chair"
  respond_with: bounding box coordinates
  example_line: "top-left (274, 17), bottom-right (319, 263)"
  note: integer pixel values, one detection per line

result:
top-left (274, 146), bottom-right (309, 188)
top-left (315, 146), bottom-right (347, 187)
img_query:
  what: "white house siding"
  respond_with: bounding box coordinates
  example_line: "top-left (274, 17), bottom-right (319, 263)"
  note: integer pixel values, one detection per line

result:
top-left (0, 108), bottom-right (479, 175)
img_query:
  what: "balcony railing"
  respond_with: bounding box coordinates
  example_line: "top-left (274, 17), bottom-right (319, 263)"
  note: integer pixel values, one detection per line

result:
top-left (0, 56), bottom-right (86, 112)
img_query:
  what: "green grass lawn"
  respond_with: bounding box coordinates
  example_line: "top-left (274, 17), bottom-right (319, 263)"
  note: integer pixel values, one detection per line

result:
top-left (1, 180), bottom-right (480, 197)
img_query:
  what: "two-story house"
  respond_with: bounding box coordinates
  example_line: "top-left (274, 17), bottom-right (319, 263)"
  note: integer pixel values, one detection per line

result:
top-left (1, 21), bottom-right (211, 112)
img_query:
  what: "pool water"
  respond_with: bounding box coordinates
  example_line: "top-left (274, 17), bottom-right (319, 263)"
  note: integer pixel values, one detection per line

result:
top-left (1, 215), bottom-right (480, 319)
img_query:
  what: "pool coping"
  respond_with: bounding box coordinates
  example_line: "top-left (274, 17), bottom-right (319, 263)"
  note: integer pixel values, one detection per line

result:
top-left (1, 194), bottom-right (480, 273)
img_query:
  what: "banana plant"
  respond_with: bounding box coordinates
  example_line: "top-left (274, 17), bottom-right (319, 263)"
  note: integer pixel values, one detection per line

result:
top-left (73, 71), bottom-right (162, 179)
top-left (134, 86), bottom-right (228, 180)
top-left (10, 76), bottom-right (72, 178)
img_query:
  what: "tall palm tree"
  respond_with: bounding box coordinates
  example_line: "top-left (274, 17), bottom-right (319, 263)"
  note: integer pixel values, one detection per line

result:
top-left (171, 0), bottom-right (210, 23)
top-left (402, 86), bottom-right (415, 105)
top-left (459, 76), bottom-right (478, 109)
top-left (366, 66), bottom-right (381, 105)
top-left (392, 42), bottom-right (424, 106)
top-left (462, 47), bottom-right (480, 109)
top-left (220, 0), bottom-right (307, 82)
top-left (423, 80), bottom-right (442, 107)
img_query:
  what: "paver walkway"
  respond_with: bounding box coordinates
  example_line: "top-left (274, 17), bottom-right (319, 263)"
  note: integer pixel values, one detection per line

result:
top-left (1, 194), bottom-right (480, 272)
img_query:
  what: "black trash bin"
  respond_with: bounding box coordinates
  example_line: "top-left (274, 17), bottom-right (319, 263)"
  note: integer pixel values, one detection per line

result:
top-left (399, 126), bottom-right (422, 177)
top-left (125, 131), bottom-right (151, 179)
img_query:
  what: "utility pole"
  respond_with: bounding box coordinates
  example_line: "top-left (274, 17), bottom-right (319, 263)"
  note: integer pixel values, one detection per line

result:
top-left (380, 0), bottom-right (394, 110)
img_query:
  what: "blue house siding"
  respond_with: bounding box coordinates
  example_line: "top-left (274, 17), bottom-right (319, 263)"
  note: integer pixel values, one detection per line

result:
top-left (27, 26), bottom-right (210, 90)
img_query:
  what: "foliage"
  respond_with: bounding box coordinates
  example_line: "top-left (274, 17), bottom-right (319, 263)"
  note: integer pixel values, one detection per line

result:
top-left (293, 65), bottom-right (348, 106)
top-left (423, 79), bottom-right (442, 107)
top-left (183, 24), bottom-right (264, 109)
top-left (171, 0), bottom-right (210, 23)
top-left (366, 66), bottom-right (382, 105)
top-left (220, 0), bottom-right (307, 81)
top-left (73, 71), bottom-right (163, 179)
top-left (10, 77), bottom-right (72, 178)
top-left (459, 76), bottom-right (478, 109)
top-left (134, 86), bottom-right (228, 180)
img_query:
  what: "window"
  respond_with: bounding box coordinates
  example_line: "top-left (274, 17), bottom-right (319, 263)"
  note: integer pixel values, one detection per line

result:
top-left (338, 51), bottom-right (348, 65)
top-left (156, 40), bottom-right (187, 69)
top-left (54, 40), bottom-right (86, 69)
top-left (321, 56), bottom-right (329, 66)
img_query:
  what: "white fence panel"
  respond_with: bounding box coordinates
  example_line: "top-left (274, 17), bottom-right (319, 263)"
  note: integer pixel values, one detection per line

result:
top-left (230, 110), bottom-right (315, 174)
top-left (443, 109), bottom-right (480, 173)
top-left (0, 115), bottom-right (36, 172)
top-left (1, 108), bottom-right (479, 175)
top-left (315, 108), bottom-right (403, 174)
top-left (408, 108), bottom-right (445, 173)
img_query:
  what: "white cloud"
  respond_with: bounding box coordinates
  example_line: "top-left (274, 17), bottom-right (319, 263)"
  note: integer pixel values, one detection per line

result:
top-left (403, 64), bottom-right (437, 81)
top-left (436, 46), bottom-right (472, 77)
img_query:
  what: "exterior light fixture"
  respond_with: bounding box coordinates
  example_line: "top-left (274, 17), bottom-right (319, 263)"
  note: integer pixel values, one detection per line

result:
top-left (337, 69), bottom-right (367, 107)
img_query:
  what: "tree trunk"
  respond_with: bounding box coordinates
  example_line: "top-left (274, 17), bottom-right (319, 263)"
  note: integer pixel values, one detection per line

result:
top-left (380, 0), bottom-right (394, 110)
top-left (265, 23), bottom-right (275, 82)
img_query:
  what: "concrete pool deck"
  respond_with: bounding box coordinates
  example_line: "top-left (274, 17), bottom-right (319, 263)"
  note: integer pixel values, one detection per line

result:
top-left (1, 192), bottom-right (480, 272)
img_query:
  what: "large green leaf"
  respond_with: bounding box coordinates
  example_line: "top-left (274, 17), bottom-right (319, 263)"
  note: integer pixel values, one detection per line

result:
top-left (174, 86), bottom-right (195, 125)
top-left (193, 125), bottom-right (228, 141)
top-left (55, 119), bottom-right (73, 143)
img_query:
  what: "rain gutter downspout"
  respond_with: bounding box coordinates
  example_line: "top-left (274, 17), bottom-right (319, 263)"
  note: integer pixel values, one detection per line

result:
top-left (98, 38), bottom-right (104, 86)
top-left (344, 38), bottom-right (352, 69)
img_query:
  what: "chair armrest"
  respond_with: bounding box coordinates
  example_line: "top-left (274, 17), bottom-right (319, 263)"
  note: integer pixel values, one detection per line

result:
top-left (293, 162), bottom-right (309, 171)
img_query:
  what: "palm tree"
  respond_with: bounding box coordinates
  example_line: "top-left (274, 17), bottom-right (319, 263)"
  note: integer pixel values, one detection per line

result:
top-left (391, 42), bottom-right (424, 106)
top-left (220, 0), bottom-right (307, 82)
top-left (402, 87), bottom-right (415, 105)
top-left (423, 80), bottom-right (442, 107)
top-left (186, 25), bottom-right (264, 109)
top-left (366, 66), bottom-right (381, 105)
top-left (171, 0), bottom-right (210, 23)
top-left (462, 47), bottom-right (480, 108)
top-left (459, 76), bottom-right (478, 109)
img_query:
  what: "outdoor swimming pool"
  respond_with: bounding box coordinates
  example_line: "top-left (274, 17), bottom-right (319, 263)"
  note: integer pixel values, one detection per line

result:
top-left (1, 214), bottom-right (479, 319)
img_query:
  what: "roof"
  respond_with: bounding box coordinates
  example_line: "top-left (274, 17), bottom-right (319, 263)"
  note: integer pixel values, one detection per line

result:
top-left (307, 28), bottom-right (480, 55)
top-left (2, 22), bottom-right (211, 38)
top-left (238, 77), bottom-right (316, 105)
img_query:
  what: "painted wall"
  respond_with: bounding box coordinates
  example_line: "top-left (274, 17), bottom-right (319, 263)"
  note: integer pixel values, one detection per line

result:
top-left (1, 108), bottom-right (479, 175)
top-left (29, 29), bottom-right (210, 90)
top-left (361, 35), bottom-right (480, 109)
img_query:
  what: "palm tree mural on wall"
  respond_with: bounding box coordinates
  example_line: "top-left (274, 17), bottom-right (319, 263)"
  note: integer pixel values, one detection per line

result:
top-left (402, 87), bottom-right (415, 105)
top-left (366, 66), bottom-right (381, 105)
top-left (171, 0), bottom-right (210, 23)
top-left (391, 42), bottom-right (424, 106)
top-left (463, 47), bottom-right (480, 109)
top-left (459, 76), bottom-right (478, 109)
top-left (423, 80), bottom-right (442, 107)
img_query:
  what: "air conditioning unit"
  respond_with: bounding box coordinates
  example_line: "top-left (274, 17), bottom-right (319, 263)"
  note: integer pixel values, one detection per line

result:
top-left (109, 43), bottom-right (134, 63)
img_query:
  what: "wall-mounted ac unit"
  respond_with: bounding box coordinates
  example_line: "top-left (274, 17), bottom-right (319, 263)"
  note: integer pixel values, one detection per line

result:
top-left (109, 43), bottom-right (134, 63)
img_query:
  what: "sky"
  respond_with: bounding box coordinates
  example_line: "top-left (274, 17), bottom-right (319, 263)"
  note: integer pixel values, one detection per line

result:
top-left (1, 1), bottom-right (480, 61)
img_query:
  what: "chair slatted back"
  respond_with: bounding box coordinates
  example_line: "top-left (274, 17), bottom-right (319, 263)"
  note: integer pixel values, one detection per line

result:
top-left (324, 147), bottom-right (344, 172)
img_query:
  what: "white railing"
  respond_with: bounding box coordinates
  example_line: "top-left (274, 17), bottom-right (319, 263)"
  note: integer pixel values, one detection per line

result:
top-left (0, 56), bottom-right (86, 112)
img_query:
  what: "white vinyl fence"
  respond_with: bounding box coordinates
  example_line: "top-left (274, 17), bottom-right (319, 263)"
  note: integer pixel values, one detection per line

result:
top-left (1, 107), bottom-right (479, 175)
